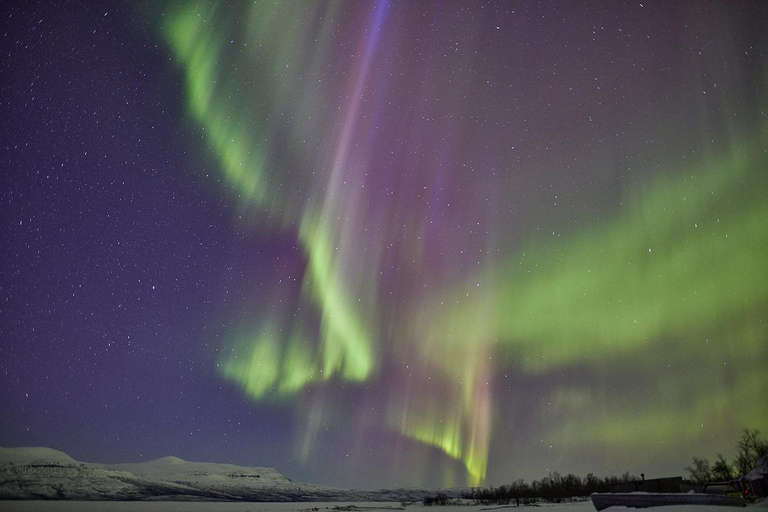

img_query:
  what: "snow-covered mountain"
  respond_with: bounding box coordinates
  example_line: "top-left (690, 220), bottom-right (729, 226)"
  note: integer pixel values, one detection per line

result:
top-left (0, 447), bottom-right (428, 501)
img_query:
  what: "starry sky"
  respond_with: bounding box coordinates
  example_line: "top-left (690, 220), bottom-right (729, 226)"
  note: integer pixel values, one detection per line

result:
top-left (1, 0), bottom-right (767, 491)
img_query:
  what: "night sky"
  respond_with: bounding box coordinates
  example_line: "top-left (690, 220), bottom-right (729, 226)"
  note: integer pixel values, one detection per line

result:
top-left (2, 0), bottom-right (767, 491)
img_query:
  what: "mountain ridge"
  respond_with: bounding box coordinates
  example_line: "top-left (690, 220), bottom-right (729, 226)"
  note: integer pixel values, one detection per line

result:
top-left (0, 446), bottom-right (430, 501)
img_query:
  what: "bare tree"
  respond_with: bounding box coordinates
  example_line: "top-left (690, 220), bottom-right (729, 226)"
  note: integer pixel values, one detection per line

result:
top-left (734, 428), bottom-right (768, 476)
top-left (712, 453), bottom-right (734, 481)
top-left (686, 457), bottom-right (713, 484)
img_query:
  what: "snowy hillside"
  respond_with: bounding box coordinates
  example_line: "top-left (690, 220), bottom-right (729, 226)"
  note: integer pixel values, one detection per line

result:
top-left (0, 447), bottom-right (427, 501)
top-left (0, 447), bottom-right (190, 500)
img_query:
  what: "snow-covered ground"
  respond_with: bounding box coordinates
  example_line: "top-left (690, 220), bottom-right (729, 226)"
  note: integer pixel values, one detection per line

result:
top-left (2, 448), bottom-right (766, 512)
top-left (1, 500), bottom-right (766, 512)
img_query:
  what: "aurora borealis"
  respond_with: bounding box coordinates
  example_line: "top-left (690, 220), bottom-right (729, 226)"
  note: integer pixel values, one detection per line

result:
top-left (2, 0), bottom-right (767, 490)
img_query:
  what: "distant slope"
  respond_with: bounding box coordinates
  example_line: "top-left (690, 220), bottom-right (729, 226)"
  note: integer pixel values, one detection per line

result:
top-left (0, 447), bottom-right (76, 464)
top-left (0, 447), bottom-right (428, 501)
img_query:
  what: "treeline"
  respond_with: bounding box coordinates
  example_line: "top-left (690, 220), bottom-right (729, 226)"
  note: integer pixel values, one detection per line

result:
top-left (423, 472), bottom-right (639, 505)
top-left (456, 471), bottom-right (638, 504)
top-left (686, 428), bottom-right (767, 484)
top-left (423, 428), bottom-right (767, 506)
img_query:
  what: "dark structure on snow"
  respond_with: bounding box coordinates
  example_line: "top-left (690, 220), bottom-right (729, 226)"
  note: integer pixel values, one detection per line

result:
top-left (608, 476), bottom-right (683, 494)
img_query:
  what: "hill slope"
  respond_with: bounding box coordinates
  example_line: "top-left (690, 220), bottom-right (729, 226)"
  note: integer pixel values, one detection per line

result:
top-left (0, 447), bottom-right (426, 501)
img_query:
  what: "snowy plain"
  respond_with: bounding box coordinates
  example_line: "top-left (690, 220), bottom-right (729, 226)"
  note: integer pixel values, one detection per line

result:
top-left (2, 499), bottom-right (767, 512)
top-left (2, 449), bottom-right (766, 512)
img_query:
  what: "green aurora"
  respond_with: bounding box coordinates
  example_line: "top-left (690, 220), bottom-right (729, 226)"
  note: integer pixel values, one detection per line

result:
top-left (157, 0), bottom-right (768, 486)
